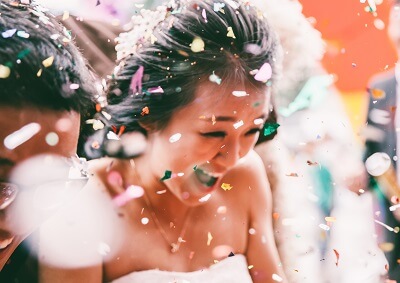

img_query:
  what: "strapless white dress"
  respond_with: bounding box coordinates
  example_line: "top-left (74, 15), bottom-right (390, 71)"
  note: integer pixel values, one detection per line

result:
top-left (109, 254), bottom-right (253, 283)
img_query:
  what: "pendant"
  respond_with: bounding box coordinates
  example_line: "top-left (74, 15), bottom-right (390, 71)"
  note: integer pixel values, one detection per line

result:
top-left (171, 243), bottom-right (179, 253)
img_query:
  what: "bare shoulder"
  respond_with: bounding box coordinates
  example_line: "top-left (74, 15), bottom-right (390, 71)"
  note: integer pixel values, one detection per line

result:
top-left (222, 150), bottom-right (271, 210)
top-left (225, 150), bottom-right (268, 184)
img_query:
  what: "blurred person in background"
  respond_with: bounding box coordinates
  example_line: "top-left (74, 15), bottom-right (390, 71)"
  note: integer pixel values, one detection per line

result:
top-left (253, 0), bottom-right (387, 282)
top-left (364, 0), bottom-right (400, 280)
top-left (0, 0), bottom-right (100, 281)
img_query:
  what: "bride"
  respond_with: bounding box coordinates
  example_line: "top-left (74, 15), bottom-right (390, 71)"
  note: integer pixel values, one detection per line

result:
top-left (39, 0), bottom-right (286, 282)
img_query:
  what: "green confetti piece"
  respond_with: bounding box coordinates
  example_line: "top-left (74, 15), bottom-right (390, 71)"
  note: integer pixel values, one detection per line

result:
top-left (160, 170), bottom-right (172, 181)
top-left (17, 49), bottom-right (31, 60)
top-left (263, 123), bottom-right (280, 136)
top-left (193, 165), bottom-right (198, 171)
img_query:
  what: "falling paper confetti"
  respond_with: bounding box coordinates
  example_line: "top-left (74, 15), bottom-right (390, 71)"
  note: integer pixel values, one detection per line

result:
top-left (254, 62), bottom-right (272, 83)
top-left (221, 183), bottom-right (233, 191)
top-left (227, 27), bottom-right (236, 39)
top-left (232, 91), bottom-right (248, 97)
top-left (42, 56), bottom-right (54, 68)
top-left (263, 123), bottom-right (280, 136)
top-left (202, 9), bottom-right (207, 22)
top-left (16, 31), bottom-right (29, 38)
top-left (272, 274), bottom-right (283, 282)
top-left (45, 132), bottom-right (59, 146)
top-left (130, 66), bottom-right (144, 94)
top-left (160, 170), bottom-right (172, 181)
top-left (333, 249), bottom-right (340, 266)
top-left (213, 3), bottom-right (225, 11)
top-left (141, 106), bottom-right (150, 116)
top-left (148, 86), bottom-right (164, 93)
top-left (0, 65), bottom-right (11, 79)
top-left (369, 88), bottom-right (386, 99)
top-left (37, 68), bottom-right (42, 77)
top-left (209, 72), bottom-right (222, 85)
top-left (169, 133), bottom-right (182, 143)
top-left (2, 29), bottom-right (17, 38)
top-left (207, 232), bottom-right (213, 246)
top-left (113, 185), bottom-right (144, 207)
top-left (4, 123), bottom-right (41, 150)
top-left (191, 37), bottom-right (205, 53)
top-left (233, 120), bottom-right (244, 129)
top-left (325, 216), bottom-right (336, 222)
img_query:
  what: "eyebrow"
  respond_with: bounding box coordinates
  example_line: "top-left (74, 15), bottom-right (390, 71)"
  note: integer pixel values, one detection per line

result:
top-left (199, 114), bottom-right (267, 122)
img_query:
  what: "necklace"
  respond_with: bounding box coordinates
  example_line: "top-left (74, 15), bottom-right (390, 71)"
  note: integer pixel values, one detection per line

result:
top-left (129, 159), bottom-right (192, 253)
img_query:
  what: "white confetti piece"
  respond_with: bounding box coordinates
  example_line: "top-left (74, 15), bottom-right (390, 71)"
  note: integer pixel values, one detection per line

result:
top-left (169, 133), bottom-right (182, 143)
top-left (254, 62), bottom-right (272, 83)
top-left (4, 123), bottom-right (41, 150)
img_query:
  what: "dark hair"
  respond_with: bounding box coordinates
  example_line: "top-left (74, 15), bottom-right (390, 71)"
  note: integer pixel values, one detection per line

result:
top-left (87, 0), bottom-right (280, 158)
top-left (0, 1), bottom-right (98, 114)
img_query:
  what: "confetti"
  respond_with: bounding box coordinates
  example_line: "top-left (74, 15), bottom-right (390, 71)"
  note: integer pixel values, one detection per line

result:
top-left (130, 66), bottom-right (144, 94)
top-left (42, 56), bottom-right (54, 68)
top-left (113, 185), bottom-right (144, 207)
top-left (307, 160), bottom-right (318, 166)
top-left (169, 133), bottom-right (182, 143)
top-left (272, 274), bottom-right (283, 282)
top-left (37, 68), bottom-right (42, 77)
top-left (160, 170), bottom-right (172, 181)
top-left (227, 27), bottom-right (236, 39)
top-left (97, 242), bottom-right (110, 256)
top-left (69, 83), bottom-right (80, 90)
top-left (202, 9), bottom-right (207, 22)
top-left (233, 120), bottom-right (244, 129)
top-left (319, 224), bottom-right (330, 231)
top-left (263, 123), bottom-right (280, 136)
top-left (209, 72), bottom-right (222, 85)
top-left (141, 106), bottom-right (150, 116)
top-left (389, 204), bottom-right (400, 212)
top-left (177, 50), bottom-right (189, 57)
top-left (217, 206), bottom-right (227, 214)
top-left (254, 62), bottom-right (272, 83)
top-left (333, 249), bottom-right (340, 266)
top-left (156, 190), bottom-right (167, 194)
top-left (248, 228), bottom-right (256, 235)
top-left (2, 29), bottom-right (16, 38)
top-left (150, 34), bottom-right (157, 44)
top-left (213, 3), bottom-right (225, 11)
top-left (325, 216), bottom-right (336, 222)
top-left (148, 86), bottom-right (164, 93)
top-left (4, 123), bottom-right (41, 150)
top-left (375, 220), bottom-right (395, 232)
top-left (286, 173), bottom-right (298, 177)
top-left (45, 132), bottom-right (59, 146)
top-left (369, 88), bottom-right (386, 100)
top-left (141, 217), bottom-right (149, 225)
top-left (101, 111), bottom-right (111, 120)
top-left (16, 31), bottom-right (29, 38)
top-left (221, 183), bottom-right (233, 191)
top-left (0, 65), bottom-right (11, 79)
top-left (248, 265), bottom-right (254, 269)
top-left (232, 91), bottom-right (248, 97)
top-left (374, 18), bottom-right (385, 30)
top-left (62, 10), bottom-right (69, 20)
top-left (379, 242), bottom-right (395, 252)
top-left (207, 232), bottom-right (213, 246)
top-left (191, 37), bottom-right (205, 53)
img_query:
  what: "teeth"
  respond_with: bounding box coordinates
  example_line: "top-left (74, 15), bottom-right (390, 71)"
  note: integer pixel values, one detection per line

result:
top-left (195, 168), bottom-right (219, 187)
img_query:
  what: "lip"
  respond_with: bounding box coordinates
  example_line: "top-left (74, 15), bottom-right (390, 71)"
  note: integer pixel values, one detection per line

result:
top-left (0, 229), bottom-right (14, 250)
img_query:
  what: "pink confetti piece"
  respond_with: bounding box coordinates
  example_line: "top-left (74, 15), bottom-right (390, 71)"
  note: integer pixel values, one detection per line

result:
top-left (254, 62), bottom-right (272, 83)
top-left (113, 185), bottom-right (144, 207)
top-left (202, 9), bottom-right (207, 22)
top-left (2, 29), bottom-right (17, 38)
top-left (129, 66), bottom-right (144, 94)
top-left (148, 86), bottom-right (164, 93)
top-left (107, 171), bottom-right (123, 187)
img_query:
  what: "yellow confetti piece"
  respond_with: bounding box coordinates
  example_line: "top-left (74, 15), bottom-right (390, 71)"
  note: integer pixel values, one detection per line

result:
top-left (178, 50), bottom-right (189, 57)
top-left (221, 183), bottom-right (233, 191)
top-left (37, 68), bottom-right (42, 77)
top-left (248, 265), bottom-right (254, 269)
top-left (62, 37), bottom-right (71, 43)
top-left (227, 26), bottom-right (236, 39)
top-left (379, 242), bottom-right (395, 252)
top-left (213, 259), bottom-right (219, 263)
top-left (207, 232), bottom-right (213, 246)
top-left (191, 37), bottom-right (205, 53)
top-left (62, 10), bottom-right (69, 21)
top-left (325, 216), bottom-right (336, 222)
top-left (0, 65), bottom-right (11, 79)
top-left (42, 56), bottom-right (54, 68)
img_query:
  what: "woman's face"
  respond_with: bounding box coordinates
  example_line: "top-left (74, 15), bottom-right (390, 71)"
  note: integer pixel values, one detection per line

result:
top-left (143, 80), bottom-right (269, 206)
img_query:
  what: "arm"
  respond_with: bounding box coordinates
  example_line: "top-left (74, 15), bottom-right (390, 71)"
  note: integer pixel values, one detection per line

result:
top-left (242, 151), bottom-right (287, 283)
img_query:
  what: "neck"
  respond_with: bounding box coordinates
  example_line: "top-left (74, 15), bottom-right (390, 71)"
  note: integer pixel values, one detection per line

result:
top-left (128, 157), bottom-right (191, 223)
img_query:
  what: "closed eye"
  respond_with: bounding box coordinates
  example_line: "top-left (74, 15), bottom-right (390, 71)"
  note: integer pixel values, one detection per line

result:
top-left (245, 128), bottom-right (262, 136)
top-left (200, 131), bottom-right (227, 138)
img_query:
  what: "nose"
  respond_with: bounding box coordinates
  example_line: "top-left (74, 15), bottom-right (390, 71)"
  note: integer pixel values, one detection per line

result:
top-left (215, 139), bottom-right (242, 169)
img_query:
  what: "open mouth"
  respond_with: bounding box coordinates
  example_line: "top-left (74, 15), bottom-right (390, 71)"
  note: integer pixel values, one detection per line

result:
top-left (194, 168), bottom-right (219, 187)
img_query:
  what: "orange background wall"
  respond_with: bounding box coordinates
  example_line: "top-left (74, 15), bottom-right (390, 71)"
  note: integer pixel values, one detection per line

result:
top-left (300, 0), bottom-right (398, 134)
